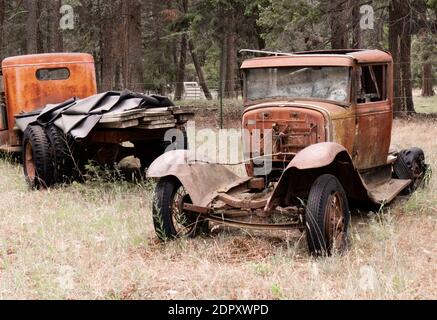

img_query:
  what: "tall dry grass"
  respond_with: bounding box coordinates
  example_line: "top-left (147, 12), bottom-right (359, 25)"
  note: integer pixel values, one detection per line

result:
top-left (0, 117), bottom-right (436, 300)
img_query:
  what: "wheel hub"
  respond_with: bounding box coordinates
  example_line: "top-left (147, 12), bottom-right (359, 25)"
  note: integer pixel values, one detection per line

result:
top-left (171, 186), bottom-right (197, 236)
top-left (25, 141), bottom-right (36, 180)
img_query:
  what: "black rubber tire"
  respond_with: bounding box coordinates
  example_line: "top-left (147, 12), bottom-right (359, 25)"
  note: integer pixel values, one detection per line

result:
top-left (46, 125), bottom-right (75, 184)
top-left (22, 125), bottom-right (55, 189)
top-left (393, 148), bottom-right (427, 194)
top-left (152, 176), bottom-right (208, 241)
top-left (305, 174), bottom-right (350, 257)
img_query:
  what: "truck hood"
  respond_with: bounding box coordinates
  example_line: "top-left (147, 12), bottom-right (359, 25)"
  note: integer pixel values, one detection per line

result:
top-left (244, 100), bottom-right (348, 119)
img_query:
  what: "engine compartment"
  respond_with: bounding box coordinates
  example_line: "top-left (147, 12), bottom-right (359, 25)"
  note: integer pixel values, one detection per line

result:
top-left (242, 106), bottom-right (326, 178)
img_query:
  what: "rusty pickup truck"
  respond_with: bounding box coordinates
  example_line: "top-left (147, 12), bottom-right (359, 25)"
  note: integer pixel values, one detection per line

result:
top-left (147, 49), bottom-right (430, 257)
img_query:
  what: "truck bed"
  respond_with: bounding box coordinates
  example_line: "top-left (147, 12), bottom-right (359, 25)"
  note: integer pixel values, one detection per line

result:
top-left (1, 92), bottom-right (195, 153)
top-left (97, 106), bottom-right (195, 130)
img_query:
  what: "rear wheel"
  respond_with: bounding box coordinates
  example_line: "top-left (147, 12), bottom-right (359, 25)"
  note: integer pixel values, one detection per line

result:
top-left (152, 176), bottom-right (208, 241)
top-left (46, 125), bottom-right (75, 183)
top-left (305, 174), bottom-right (350, 257)
top-left (22, 125), bottom-right (54, 189)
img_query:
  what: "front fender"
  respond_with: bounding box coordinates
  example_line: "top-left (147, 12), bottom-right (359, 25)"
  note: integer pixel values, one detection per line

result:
top-left (147, 150), bottom-right (249, 207)
top-left (267, 143), bottom-right (371, 209)
top-left (287, 142), bottom-right (349, 170)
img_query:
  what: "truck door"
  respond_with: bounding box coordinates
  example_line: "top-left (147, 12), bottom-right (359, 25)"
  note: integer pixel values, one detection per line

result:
top-left (353, 64), bottom-right (393, 170)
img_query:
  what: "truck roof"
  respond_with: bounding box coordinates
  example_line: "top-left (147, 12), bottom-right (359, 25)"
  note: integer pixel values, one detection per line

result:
top-left (1, 53), bottom-right (94, 69)
top-left (241, 49), bottom-right (393, 69)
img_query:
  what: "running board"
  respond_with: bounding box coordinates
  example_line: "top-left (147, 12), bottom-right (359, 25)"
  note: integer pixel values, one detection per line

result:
top-left (367, 179), bottom-right (411, 204)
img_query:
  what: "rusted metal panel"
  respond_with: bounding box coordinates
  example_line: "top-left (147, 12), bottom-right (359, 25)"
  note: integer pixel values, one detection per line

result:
top-left (348, 50), bottom-right (393, 64)
top-left (241, 56), bottom-right (355, 69)
top-left (281, 142), bottom-right (349, 170)
top-left (247, 178), bottom-right (265, 190)
top-left (0, 130), bottom-right (9, 146)
top-left (241, 50), bottom-right (393, 70)
top-left (331, 114), bottom-right (356, 155)
top-left (87, 128), bottom-right (171, 144)
top-left (241, 101), bottom-right (359, 176)
top-left (367, 178), bottom-right (411, 203)
top-left (243, 106), bottom-right (327, 156)
top-left (216, 194), bottom-right (268, 210)
top-left (1, 53), bottom-right (97, 145)
top-left (353, 101), bottom-right (393, 170)
top-left (266, 143), bottom-right (372, 210)
top-left (147, 150), bottom-right (250, 207)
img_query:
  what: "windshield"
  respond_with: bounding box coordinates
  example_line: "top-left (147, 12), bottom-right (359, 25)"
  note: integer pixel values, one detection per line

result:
top-left (245, 66), bottom-right (351, 103)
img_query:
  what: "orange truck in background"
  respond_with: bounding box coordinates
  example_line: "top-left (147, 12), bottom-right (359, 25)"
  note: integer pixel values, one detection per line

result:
top-left (0, 53), bottom-right (97, 152)
top-left (0, 53), bottom-right (192, 189)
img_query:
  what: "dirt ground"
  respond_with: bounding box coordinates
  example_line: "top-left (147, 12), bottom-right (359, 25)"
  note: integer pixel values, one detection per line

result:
top-left (0, 101), bottom-right (436, 300)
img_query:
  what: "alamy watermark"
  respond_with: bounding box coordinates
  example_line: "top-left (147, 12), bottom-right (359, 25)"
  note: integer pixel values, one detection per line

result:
top-left (58, 4), bottom-right (374, 32)
top-left (60, 5), bottom-right (75, 30)
top-left (360, 4), bottom-right (375, 30)
top-left (163, 121), bottom-right (273, 176)
top-left (359, 265), bottom-right (377, 292)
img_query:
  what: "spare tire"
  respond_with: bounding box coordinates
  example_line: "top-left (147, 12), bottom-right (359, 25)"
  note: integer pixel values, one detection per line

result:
top-left (393, 148), bottom-right (429, 194)
top-left (22, 125), bottom-right (54, 189)
top-left (46, 125), bottom-right (75, 183)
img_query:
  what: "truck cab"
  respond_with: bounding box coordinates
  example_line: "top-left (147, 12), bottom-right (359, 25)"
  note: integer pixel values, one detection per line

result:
top-left (241, 49), bottom-right (393, 176)
top-left (0, 53), bottom-right (97, 152)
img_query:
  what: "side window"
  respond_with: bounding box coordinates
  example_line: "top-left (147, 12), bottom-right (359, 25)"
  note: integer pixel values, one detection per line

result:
top-left (36, 68), bottom-right (70, 81)
top-left (357, 65), bottom-right (387, 103)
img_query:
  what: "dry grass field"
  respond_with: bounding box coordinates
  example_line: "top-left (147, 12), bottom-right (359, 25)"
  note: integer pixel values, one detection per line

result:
top-left (0, 98), bottom-right (436, 300)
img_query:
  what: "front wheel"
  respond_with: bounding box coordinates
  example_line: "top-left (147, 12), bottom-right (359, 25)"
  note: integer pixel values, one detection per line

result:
top-left (305, 174), bottom-right (350, 257)
top-left (152, 176), bottom-right (208, 241)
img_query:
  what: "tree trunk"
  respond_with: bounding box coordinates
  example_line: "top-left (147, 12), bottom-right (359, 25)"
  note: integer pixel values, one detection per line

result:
top-left (120, 0), bottom-right (144, 92)
top-left (48, 0), bottom-right (63, 52)
top-left (25, 0), bottom-right (40, 54)
top-left (351, 0), bottom-right (362, 49)
top-left (101, 1), bottom-right (121, 91)
top-left (219, 35), bottom-right (227, 100)
top-left (174, 33), bottom-right (187, 100)
top-left (224, 31), bottom-right (237, 99)
top-left (369, 12), bottom-right (384, 49)
top-left (99, 0), bottom-right (138, 91)
top-left (174, 0), bottom-right (189, 101)
top-left (0, 0), bottom-right (5, 57)
top-left (188, 39), bottom-right (212, 100)
top-left (329, 0), bottom-right (349, 49)
top-left (389, 0), bottom-right (415, 115)
top-left (171, 38), bottom-right (178, 66)
top-left (422, 59), bottom-right (434, 97)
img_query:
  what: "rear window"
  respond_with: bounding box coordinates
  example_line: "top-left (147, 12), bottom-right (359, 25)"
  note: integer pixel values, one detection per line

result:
top-left (36, 68), bottom-right (70, 81)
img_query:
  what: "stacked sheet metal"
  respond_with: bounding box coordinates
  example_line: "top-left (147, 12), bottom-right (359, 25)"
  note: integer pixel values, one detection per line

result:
top-left (15, 91), bottom-right (193, 139)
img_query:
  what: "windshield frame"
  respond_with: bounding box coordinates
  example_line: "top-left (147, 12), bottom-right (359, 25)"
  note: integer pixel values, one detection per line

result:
top-left (243, 66), bottom-right (353, 107)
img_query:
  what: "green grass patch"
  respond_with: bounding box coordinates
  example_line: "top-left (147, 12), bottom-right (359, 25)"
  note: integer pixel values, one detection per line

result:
top-left (414, 95), bottom-right (437, 113)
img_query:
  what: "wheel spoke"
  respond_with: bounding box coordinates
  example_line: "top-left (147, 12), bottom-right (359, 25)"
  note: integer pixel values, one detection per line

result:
top-left (324, 191), bottom-right (346, 253)
top-left (170, 186), bottom-right (198, 237)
